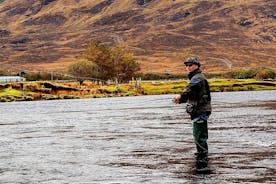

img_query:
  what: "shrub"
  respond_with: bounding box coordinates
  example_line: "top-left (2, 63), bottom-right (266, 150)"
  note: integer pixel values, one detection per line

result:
top-left (23, 71), bottom-right (66, 81)
top-left (236, 69), bottom-right (258, 79)
top-left (140, 73), bottom-right (185, 80)
top-left (67, 59), bottom-right (99, 79)
top-left (255, 69), bottom-right (276, 79)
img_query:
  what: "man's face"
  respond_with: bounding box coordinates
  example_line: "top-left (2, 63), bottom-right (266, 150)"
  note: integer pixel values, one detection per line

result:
top-left (185, 63), bottom-right (198, 72)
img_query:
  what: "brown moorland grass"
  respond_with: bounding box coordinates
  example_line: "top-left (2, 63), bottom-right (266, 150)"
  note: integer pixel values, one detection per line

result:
top-left (0, 0), bottom-right (275, 74)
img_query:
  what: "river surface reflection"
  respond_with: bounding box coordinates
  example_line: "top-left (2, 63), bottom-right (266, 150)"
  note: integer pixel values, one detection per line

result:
top-left (0, 90), bottom-right (275, 183)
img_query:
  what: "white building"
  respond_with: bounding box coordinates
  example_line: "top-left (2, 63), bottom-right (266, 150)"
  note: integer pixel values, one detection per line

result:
top-left (0, 76), bottom-right (26, 83)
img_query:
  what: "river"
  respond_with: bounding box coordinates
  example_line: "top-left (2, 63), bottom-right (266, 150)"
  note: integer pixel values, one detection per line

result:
top-left (0, 90), bottom-right (275, 183)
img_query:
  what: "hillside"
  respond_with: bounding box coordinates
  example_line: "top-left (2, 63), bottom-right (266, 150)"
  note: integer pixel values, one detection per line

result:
top-left (0, 0), bottom-right (275, 74)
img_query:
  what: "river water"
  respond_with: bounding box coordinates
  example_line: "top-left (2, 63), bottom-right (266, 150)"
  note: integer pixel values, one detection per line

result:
top-left (0, 90), bottom-right (275, 183)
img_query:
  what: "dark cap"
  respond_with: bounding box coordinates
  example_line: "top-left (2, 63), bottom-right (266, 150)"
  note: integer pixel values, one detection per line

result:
top-left (183, 57), bottom-right (201, 67)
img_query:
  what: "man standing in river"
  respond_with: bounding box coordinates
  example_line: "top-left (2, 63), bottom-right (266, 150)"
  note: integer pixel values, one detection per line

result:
top-left (173, 57), bottom-right (211, 169)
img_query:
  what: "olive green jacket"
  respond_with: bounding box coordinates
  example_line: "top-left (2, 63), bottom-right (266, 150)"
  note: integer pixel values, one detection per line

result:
top-left (179, 69), bottom-right (212, 119)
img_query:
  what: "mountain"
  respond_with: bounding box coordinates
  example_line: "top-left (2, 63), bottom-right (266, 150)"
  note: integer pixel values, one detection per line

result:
top-left (0, 0), bottom-right (275, 74)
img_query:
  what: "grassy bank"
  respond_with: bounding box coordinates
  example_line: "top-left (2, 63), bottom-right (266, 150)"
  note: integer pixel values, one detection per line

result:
top-left (0, 79), bottom-right (275, 102)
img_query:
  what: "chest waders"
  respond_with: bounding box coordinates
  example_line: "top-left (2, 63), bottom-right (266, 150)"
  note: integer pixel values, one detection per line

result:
top-left (193, 119), bottom-right (208, 156)
top-left (193, 119), bottom-right (209, 172)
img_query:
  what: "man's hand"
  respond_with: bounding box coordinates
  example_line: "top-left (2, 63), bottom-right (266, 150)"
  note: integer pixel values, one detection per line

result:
top-left (173, 94), bottom-right (181, 104)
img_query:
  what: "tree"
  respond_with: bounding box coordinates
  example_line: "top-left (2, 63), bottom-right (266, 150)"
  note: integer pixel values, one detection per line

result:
top-left (74, 42), bottom-right (140, 82)
top-left (67, 59), bottom-right (99, 79)
top-left (109, 46), bottom-right (140, 82)
top-left (82, 42), bottom-right (111, 79)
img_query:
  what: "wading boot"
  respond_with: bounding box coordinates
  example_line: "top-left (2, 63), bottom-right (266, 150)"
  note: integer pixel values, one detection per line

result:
top-left (196, 156), bottom-right (209, 174)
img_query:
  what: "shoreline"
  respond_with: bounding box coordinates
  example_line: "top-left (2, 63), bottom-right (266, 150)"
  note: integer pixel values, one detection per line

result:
top-left (0, 79), bottom-right (276, 102)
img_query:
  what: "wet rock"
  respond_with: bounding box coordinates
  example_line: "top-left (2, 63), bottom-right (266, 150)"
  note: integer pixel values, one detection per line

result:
top-left (41, 94), bottom-right (59, 100)
top-left (24, 96), bottom-right (34, 101)
top-left (0, 97), bottom-right (9, 102)
top-left (60, 95), bottom-right (80, 99)
top-left (0, 95), bottom-right (15, 102)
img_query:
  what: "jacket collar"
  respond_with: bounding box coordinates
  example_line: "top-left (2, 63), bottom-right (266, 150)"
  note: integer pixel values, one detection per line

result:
top-left (188, 68), bottom-right (202, 80)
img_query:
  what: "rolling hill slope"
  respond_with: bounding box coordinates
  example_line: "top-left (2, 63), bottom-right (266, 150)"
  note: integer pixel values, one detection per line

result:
top-left (0, 0), bottom-right (275, 74)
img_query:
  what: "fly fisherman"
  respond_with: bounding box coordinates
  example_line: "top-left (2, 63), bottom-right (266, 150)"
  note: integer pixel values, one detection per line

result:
top-left (173, 57), bottom-right (212, 170)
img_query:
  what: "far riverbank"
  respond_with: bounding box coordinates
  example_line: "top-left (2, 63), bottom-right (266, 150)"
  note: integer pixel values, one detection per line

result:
top-left (0, 79), bottom-right (276, 102)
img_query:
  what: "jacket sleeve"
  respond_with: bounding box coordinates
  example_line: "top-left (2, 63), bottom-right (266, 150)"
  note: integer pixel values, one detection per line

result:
top-left (179, 77), bottom-right (202, 103)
